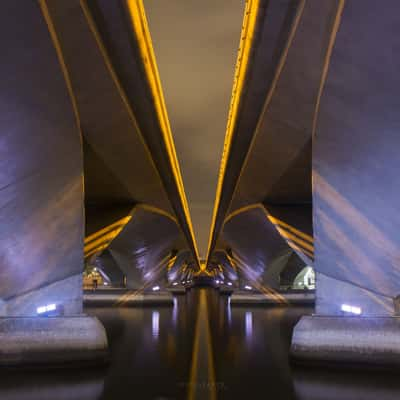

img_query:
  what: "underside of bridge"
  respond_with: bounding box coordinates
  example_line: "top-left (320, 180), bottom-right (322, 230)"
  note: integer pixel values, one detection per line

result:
top-left (2, 0), bottom-right (400, 390)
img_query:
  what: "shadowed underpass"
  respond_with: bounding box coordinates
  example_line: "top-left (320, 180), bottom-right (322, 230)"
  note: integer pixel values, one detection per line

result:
top-left (2, 1), bottom-right (400, 398)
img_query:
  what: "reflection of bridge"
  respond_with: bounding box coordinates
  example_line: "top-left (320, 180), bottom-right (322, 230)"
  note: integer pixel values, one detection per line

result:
top-left (1, 0), bottom-right (400, 370)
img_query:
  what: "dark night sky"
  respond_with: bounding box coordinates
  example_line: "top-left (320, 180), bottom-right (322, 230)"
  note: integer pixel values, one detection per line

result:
top-left (145, 1), bottom-right (244, 257)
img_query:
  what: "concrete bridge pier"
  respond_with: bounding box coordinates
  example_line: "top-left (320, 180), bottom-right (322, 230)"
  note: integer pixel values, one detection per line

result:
top-left (0, 1), bottom-right (107, 366)
top-left (291, 0), bottom-right (400, 367)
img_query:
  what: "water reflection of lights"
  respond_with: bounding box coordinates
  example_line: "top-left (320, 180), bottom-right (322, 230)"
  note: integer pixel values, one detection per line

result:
top-left (227, 297), bottom-right (232, 325)
top-left (172, 297), bottom-right (178, 326)
top-left (152, 311), bottom-right (160, 339)
top-left (245, 311), bottom-right (253, 339)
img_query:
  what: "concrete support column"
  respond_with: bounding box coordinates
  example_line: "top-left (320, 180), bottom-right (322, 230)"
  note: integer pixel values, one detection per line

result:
top-left (291, 0), bottom-right (400, 366)
top-left (0, 2), bottom-right (107, 366)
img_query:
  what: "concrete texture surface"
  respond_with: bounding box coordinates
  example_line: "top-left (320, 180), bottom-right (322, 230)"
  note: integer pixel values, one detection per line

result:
top-left (230, 291), bottom-right (315, 306)
top-left (83, 291), bottom-right (173, 307)
top-left (0, 316), bottom-right (108, 366)
top-left (291, 315), bottom-right (400, 366)
top-left (0, 1), bottom-right (84, 305)
top-left (313, 0), bottom-right (400, 301)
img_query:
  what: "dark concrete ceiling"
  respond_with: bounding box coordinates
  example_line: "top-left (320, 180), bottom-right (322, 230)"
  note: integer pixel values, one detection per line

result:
top-left (144, 0), bottom-right (244, 258)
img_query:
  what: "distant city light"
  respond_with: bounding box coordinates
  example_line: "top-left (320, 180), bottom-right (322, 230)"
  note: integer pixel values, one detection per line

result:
top-left (37, 303), bottom-right (57, 315)
top-left (227, 282), bottom-right (233, 286)
top-left (341, 304), bottom-right (362, 315)
top-left (103, 282), bottom-right (108, 286)
top-left (152, 286), bottom-right (160, 291)
top-left (244, 285), bottom-right (252, 290)
top-left (215, 280), bottom-right (220, 284)
top-left (172, 282), bottom-right (178, 286)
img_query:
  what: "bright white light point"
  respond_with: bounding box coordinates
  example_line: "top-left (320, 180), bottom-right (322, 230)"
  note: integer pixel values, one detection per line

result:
top-left (172, 282), bottom-right (178, 286)
top-left (37, 303), bottom-right (57, 314)
top-left (341, 304), bottom-right (361, 315)
top-left (227, 282), bottom-right (233, 286)
top-left (152, 286), bottom-right (160, 291)
top-left (244, 285), bottom-right (252, 290)
top-left (216, 280), bottom-right (220, 284)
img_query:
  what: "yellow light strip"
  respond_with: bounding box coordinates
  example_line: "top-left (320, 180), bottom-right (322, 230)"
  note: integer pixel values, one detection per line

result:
top-left (266, 216), bottom-right (314, 244)
top-left (224, 203), bottom-right (262, 225)
top-left (84, 223), bottom-right (126, 247)
top-left (206, 0), bottom-right (260, 266)
top-left (126, 0), bottom-right (200, 266)
top-left (85, 244), bottom-right (109, 259)
top-left (207, 1), bottom-right (308, 265)
top-left (84, 216), bottom-right (132, 258)
top-left (286, 241), bottom-right (314, 260)
top-left (84, 229), bottom-right (122, 253)
top-left (188, 290), bottom-right (217, 400)
top-left (273, 226), bottom-right (314, 252)
top-left (84, 203), bottom-right (177, 258)
top-left (223, 202), bottom-right (314, 260)
top-left (166, 255), bottom-right (178, 271)
top-left (85, 216), bottom-right (132, 244)
top-left (136, 203), bottom-right (178, 223)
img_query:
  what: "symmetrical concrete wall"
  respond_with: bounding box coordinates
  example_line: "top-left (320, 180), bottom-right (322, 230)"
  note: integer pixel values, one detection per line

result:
top-left (0, 1), bottom-right (84, 316)
top-left (313, 0), bottom-right (400, 316)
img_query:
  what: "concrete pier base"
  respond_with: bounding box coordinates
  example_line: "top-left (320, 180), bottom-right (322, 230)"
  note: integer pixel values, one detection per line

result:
top-left (230, 291), bottom-right (315, 306)
top-left (83, 290), bottom-right (174, 306)
top-left (291, 316), bottom-right (400, 366)
top-left (0, 316), bottom-right (108, 367)
top-left (167, 286), bottom-right (186, 295)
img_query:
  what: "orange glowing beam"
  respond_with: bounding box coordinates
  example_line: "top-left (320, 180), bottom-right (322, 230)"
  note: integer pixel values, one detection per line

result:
top-left (125, 0), bottom-right (200, 267)
top-left (206, 0), bottom-right (260, 267)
